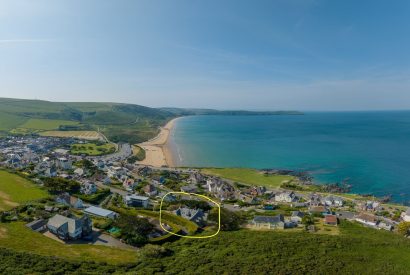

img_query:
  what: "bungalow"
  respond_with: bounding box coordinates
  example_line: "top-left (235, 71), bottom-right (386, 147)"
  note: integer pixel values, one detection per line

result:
top-left (124, 194), bottom-right (149, 208)
top-left (290, 211), bottom-right (305, 224)
top-left (323, 196), bottom-right (344, 207)
top-left (274, 191), bottom-right (297, 203)
top-left (73, 168), bottom-right (84, 177)
top-left (56, 193), bottom-right (84, 209)
top-left (180, 184), bottom-right (198, 193)
top-left (252, 215), bottom-right (285, 230)
top-left (355, 213), bottom-right (378, 227)
top-left (401, 208), bottom-right (410, 222)
top-left (26, 219), bottom-right (47, 232)
top-left (143, 184), bottom-right (158, 197)
top-left (47, 214), bottom-right (92, 240)
top-left (324, 215), bottom-right (338, 226)
top-left (377, 221), bottom-right (393, 231)
top-left (174, 207), bottom-right (207, 225)
top-left (309, 193), bottom-right (322, 206)
top-left (84, 206), bottom-right (118, 219)
top-left (80, 182), bottom-right (98, 195)
top-left (123, 178), bottom-right (136, 191)
top-left (308, 206), bottom-right (330, 216)
top-left (57, 157), bottom-right (72, 170)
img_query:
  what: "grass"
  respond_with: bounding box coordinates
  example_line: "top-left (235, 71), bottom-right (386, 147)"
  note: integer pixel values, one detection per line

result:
top-left (202, 168), bottom-right (295, 188)
top-left (70, 143), bottom-right (116, 156)
top-left (0, 171), bottom-right (48, 210)
top-left (18, 118), bottom-right (80, 130)
top-left (1, 220), bottom-right (410, 273)
top-left (132, 145), bottom-right (146, 161)
top-left (0, 112), bottom-right (28, 131)
top-left (0, 222), bottom-right (138, 264)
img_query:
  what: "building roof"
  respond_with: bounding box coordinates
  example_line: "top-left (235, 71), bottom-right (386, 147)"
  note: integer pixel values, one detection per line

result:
top-left (84, 206), bottom-right (115, 217)
top-left (356, 213), bottom-right (377, 222)
top-left (253, 215), bottom-right (284, 224)
top-left (126, 194), bottom-right (149, 201)
top-left (47, 214), bottom-right (81, 234)
top-left (291, 211), bottom-right (305, 218)
top-left (325, 215), bottom-right (337, 224)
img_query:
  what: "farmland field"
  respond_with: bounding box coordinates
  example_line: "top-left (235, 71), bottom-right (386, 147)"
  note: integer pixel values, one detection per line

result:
top-left (39, 130), bottom-right (104, 141)
top-left (0, 171), bottom-right (48, 210)
top-left (18, 118), bottom-right (80, 130)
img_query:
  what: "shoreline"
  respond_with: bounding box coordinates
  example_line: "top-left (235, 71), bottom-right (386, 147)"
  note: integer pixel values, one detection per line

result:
top-left (136, 117), bottom-right (179, 168)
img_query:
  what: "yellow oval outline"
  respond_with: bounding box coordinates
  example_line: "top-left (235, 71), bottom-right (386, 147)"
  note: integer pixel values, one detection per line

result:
top-left (159, 191), bottom-right (221, 239)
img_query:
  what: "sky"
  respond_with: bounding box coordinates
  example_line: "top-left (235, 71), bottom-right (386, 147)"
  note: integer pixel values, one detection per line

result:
top-left (0, 0), bottom-right (409, 111)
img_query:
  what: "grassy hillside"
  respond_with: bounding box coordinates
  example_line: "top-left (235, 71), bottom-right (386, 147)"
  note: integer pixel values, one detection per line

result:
top-left (0, 171), bottom-right (48, 211)
top-left (0, 97), bottom-right (175, 143)
top-left (0, 221), bottom-right (409, 274)
top-left (202, 168), bottom-right (295, 188)
top-left (0, 222), bottom-right (138, 265)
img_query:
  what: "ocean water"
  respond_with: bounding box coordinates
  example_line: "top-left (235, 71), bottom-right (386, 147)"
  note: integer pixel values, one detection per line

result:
top-left (169, 112), bottom-right (410, 202)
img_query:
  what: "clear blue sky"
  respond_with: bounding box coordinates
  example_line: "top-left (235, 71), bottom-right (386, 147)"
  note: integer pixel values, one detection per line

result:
top-left (0, 0), bottom-right (409, 110)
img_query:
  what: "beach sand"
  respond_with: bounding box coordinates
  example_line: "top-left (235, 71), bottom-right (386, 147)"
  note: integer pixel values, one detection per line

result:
top-left (136, 118), bottom-right (178, 167)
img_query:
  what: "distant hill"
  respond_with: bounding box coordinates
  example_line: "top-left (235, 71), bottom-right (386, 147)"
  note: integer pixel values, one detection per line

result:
top-left (0, 97), bottom-right (302, 143)
top-left (160, 107), bottom-right (303, 116)
top-left (0, 98), bottom-right (174, 143)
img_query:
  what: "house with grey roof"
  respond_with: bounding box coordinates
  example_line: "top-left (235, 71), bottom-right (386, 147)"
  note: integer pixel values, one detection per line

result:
top-left (174, 207), bottom-right (207, 225)
top-left (47, 214), bottom-right (92, 240)
top-left (251, 215), bottom-right (285, 229)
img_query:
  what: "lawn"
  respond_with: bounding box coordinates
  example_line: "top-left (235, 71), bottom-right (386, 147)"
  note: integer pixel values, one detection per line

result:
top-left (0, 222), bottom-right (138, 264)
top-left (0, 171), bottom-right (48, 210)
top-left (18, 118), bottom-right (80, 130)
top-left (70, 143), bottom-right (116, 156)
top-left (202, 168), bottom-right (295, 188)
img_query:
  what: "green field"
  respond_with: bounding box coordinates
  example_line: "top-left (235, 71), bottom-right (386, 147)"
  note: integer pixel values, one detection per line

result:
top-left (0, 171), bottom-right (48, 210)
top-left (0, 112), bottom-right (28, 131)
top-left (70, 143), bottom-right (116, 156)
top-left (0, 222), bottom-right (138, 264)
top-left (202, 168), bottom-right (295, 188)
top-left (18, 118), bottom-right (80, 130)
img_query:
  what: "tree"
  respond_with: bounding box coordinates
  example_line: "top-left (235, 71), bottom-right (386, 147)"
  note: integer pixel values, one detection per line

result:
top-left (43, 177), bottom-right (81, 194)
top-left (398, 222), bottom-right (410, 236)
top-left (115, 214), bottom-right (154, 246)
top-left (208, 208), bottom-right (245, 231)
top-left (302, 214), bottom-right (315, 228)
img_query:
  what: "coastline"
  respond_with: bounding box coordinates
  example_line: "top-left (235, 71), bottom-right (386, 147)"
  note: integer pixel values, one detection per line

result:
top-left (136, 117), bottom-right (179, 167)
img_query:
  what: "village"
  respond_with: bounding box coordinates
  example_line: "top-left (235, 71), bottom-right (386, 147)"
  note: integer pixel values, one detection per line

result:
top-left (1, 135), bottom-right (410, 250)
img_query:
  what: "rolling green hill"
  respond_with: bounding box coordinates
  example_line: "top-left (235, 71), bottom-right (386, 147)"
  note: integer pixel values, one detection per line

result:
top-left (0, 97), bottom-right (302, 143)
top-left (0, 98), bottom-right (175, 143)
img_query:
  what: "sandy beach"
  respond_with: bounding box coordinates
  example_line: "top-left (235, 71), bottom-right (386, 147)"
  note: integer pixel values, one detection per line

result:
top-left (136, 118), bottom-right (178, 167)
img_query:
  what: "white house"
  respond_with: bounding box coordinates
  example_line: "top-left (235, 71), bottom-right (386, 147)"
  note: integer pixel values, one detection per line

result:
top-left (323, 196), bottom-right (344, 207)
top-left (355, 213), bottom-right (377, 227)
top-left (80, 182), bottom-right (98, 195)
top-left (274, 191), bottom-right (297, 203)
top-left (56, 193), bottom-right (84, 209)
top-left (57, 157), bottom-right (72, 170)
top-left (401, 208), bottom-right (410, 222)
top-left (47, 214), bottom-right (92, 240)
top-left (124, 194), bottom-right (149, 208)
top-left (84, 206), bottom-right (118, 219)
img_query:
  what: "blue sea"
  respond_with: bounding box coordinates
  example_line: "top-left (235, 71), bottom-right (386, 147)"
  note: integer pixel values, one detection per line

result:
top-left (169, 112), bottom-right (410, 203)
